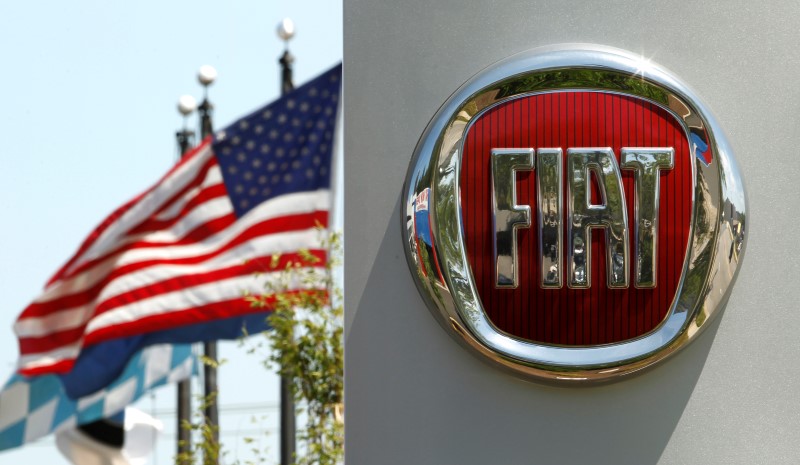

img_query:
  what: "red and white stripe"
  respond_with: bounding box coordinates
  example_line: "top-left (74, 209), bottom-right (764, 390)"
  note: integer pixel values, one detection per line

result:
top-left (15, 140), bottom-right (329, 375)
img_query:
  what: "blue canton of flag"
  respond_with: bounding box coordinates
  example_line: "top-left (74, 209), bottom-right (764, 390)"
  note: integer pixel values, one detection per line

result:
top-left (213, 63), bottom-right (339, 218)
top-left (0, 344), bottom-right (195, 451)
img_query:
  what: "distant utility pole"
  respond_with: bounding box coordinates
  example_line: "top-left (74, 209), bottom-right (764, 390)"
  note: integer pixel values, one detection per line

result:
top-left (175, 94), bottom-right (197, 465)
top-left (277, 17), bottom-right (296, 465)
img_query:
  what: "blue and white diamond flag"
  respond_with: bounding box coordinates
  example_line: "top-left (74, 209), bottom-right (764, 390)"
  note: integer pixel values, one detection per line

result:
top-left (0, 343), bottom-right (195, 451)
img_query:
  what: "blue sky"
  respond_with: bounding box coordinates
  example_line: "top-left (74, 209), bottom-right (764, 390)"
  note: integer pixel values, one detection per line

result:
top-left (0, 2), bottom-right (342, 464)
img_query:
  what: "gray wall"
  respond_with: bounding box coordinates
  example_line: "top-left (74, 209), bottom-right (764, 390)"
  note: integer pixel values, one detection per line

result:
top-left (344, 1), bottom-right (800, 463)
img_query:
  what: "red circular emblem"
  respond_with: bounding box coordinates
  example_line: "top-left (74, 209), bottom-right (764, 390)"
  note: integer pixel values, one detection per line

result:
top-left (461, 91), bottom-right (692, 345)
top-left (403, 46), bottom-right (747, 382)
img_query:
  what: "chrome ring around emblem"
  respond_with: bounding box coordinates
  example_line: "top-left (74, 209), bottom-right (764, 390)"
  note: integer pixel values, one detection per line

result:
top-left (401, 44), bottom-right (748, 383)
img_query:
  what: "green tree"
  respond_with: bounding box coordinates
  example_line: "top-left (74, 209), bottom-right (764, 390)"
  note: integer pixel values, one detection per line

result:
top-left (249, 231), bottom-right (344, 465)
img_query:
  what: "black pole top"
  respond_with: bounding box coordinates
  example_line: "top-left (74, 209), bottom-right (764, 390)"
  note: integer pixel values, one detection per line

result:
top-left (279, 50), bottom-right (295, 95)
top-left (176, 129), bottom-right (195, 158)
top-left (198, 98), bottom-right (214, 139)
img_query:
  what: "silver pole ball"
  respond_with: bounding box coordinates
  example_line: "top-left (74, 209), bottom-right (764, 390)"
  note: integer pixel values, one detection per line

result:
top-left (198, 65), bottom-right (218, 86)
top-left (177, 95), bottom-right (197, 116)
top-left (277, 18), bottom-right (295, 41)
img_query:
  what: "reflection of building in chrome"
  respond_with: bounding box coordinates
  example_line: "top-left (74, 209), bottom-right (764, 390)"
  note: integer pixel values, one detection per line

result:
top-left (412, 188), bottom-right (445, 284)
top-left (406, 196), bottom-right (416, 259)
top-left (722, 198), bottom-right (745, 262)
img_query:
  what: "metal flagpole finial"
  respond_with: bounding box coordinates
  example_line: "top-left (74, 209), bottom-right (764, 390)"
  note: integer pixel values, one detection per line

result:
top-left (198, 65), bottom-right (218, 87)
top-left (277, 18), bottom-right (296, 43)
top-left (176, 95), bottom-right (197, 157)
top-left (178, 94), bottom-right (197, 117)
top-left (197, 65), bottom-right (217, 139)
top-left (277, 18), bottom-right (296, 95)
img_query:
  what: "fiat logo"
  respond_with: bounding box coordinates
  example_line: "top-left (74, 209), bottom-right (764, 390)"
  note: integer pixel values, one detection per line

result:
top-left (402, 45), bottom-right (747, 382)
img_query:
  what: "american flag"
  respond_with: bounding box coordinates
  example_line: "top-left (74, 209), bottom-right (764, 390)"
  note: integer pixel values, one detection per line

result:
top-left (14, 63), bottom-right (341, 378)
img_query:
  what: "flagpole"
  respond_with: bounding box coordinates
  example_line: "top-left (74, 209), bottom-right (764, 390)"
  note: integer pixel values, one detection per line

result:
top-left (277, 18), bottom-right (296, 465)
top-left (176, 95), bottom-right (197, 158)
top-left (197, 64), bottom-right (221, 465)
top-left (175, 94), bottom-right (197, 465)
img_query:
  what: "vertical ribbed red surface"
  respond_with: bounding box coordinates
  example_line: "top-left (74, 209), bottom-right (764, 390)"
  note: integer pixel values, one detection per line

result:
top-left (460, 91), bottom-right (692, 345)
